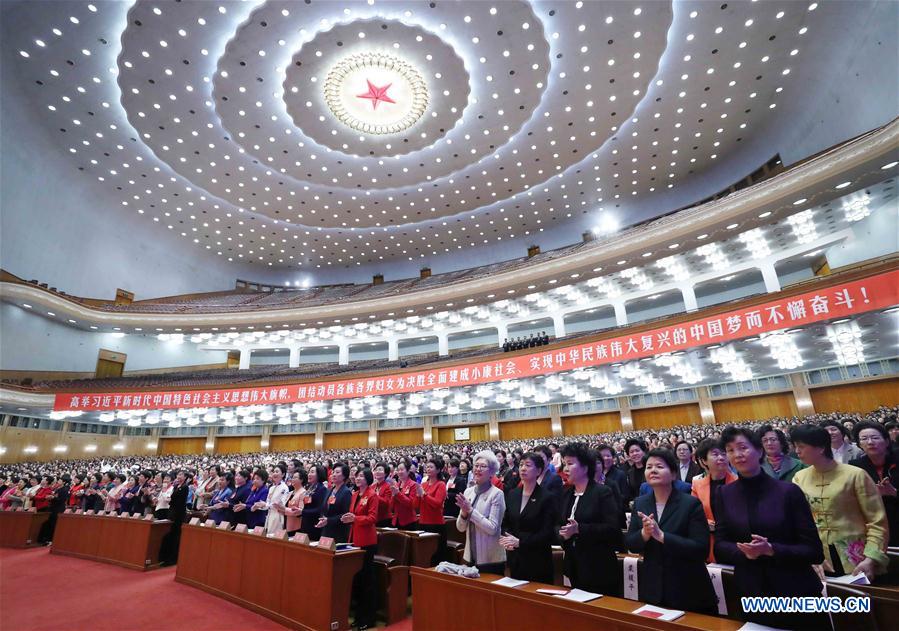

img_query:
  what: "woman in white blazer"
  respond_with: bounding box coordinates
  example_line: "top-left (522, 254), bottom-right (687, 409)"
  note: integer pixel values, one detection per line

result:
top-left (263, 465), bottom-right (290, 534)
top-left (456, 450), bottom-right (506, 574)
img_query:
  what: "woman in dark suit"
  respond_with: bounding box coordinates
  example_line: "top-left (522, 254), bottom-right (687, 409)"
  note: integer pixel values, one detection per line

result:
top-left (316, 462), bottom-right (353, 543)
top-left (443, 459), bottom-right (467, 518)
top-left (625, 449), bottom-right (717, 614)
top-left (500, 452), bottom-right (556, 583)
top-left (558, 443), bottom-right (622, 596)
top-left (300, 465), bottom-right (328, 541)
top-left (714, 426), bottom-right (827, 631)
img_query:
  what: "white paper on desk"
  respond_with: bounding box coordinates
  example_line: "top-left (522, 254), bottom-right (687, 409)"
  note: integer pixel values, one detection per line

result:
top-left (632, 604), bottom-right (685, 621)
top-left (380, 526), bottom-right (398, 531)
top-left (492, 577), bottom-right (529, 588)
top-left (535, 588), bottom-right (568, 595)
top-left (406, 530), bottom-right (426, 534)
top-left (553, 588), bottom-right (601, 603)
top-left (738, 623), bottom-right (790, 631)
top-left (416, 531), bottom-right (440, 537)
top-left (828, 573), bottom-right (871, 586)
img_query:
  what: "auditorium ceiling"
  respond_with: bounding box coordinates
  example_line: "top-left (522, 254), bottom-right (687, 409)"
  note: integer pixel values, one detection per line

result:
top-left (3, 0), bottom-right (872, 272)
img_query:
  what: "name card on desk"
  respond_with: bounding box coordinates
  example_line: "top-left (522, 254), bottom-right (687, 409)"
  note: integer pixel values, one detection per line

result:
top-left (14, 507), bottom-right (23, 512)
top-left (64, 508), bottom-right (72, 514)
top-left (131, 513), bottom-right (142, 519)
top-left (217, 521), bottom-right (230, 530)
top-left (143, 513), bottom-right (154, 521)
top-left (74, 509), bottom-right (83, 514)
top-left (291, 532), bottom-right (310, 545)
top-left (272, 529), bottom-right (288, 540)
top-left (85, 510), bottom-right (96, 515)
top-left (235, 524), bottom-right (248, 533)
top-left (251, 526), bottom-right (265, 536)
top-left (27, 507), bottom-right (37, 513)
top-left (117, 512), bottom-right (127, 518)
top-left (189, 517), bottom-right (201, 526)
top-left (318, 536), bottom-right (336, 551)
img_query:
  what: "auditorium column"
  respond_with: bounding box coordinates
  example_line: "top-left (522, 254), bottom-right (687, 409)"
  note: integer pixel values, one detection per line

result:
top-left (487, 411), bottom-right (500, 441)
top-left (238, 348), bottom-right (252, 370)
top-left (314, 423), bottom-right (325, 450)
top-left (612, 301), bottom-right (628, 326)
top-left (338, 343), bottom-right (349, 366)
top-left (422, 416), bottom-right (434, 444)
top-left (549, 404), bottom-right (563, 437)
top-left (437, 334), bottom-right (449, 357)
top-left (680, 285), bottom-right (699, 312)
top-left (495, 322), bottom-right (508, 348)
top-left (150, 427), bottom-right (162, 455)
top-left (697, 386), bottom-right (716, 425)
top-left (388, 338), bottom-right (399, 361)
top-left (205, 427), bottom-right (215, 454)
top-left (789, 372), bottom-right (816, 416)
top-left (261, 426), bottom-right (272, 452)
top-left (288, 347), bottom-right (301, 368)
top-left (760, 261), bottom-right (781, 293)
top-left (552, 313), bottom-right (566, 340)
top-left (618, 396), bottom-right (634, 431)
top-left (368, 420), bottom-right (378, 448)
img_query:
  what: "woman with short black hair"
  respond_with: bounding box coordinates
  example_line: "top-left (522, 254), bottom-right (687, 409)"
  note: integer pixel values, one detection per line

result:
top-left (343, 468), bottom-right (379, 629)
top-left (850, 421), bottom-right (899, 546)
top-left (792, 424), bottom-right (889, 582)
top-left (626, 449), bottom-right (716, 614)
top-left (500, 452), bottom-right (555, 583)
top-left (316, 463), bottom-right (353, 542)
top-left (714, 426), bottom-right (827, 630)
top-left (558, 443), bottom-right (622, 596)
top-left (301, 465), bottom-right (329, 541)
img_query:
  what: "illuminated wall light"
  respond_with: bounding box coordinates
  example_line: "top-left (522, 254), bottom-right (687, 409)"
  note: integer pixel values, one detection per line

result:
top-left (84, 444), bottom-right (97, 452)
top-left (53, 445), bottom-right (69, 453)
top-left (619, 267), bottom-right (654, 291)
top-left (842, 196), bottom-right (871, 222)
top-left (708, 345), bottom-right (753, 381)
top-left (786, 210), bottom-right (818, 244)
top-left (738, 228), bottom-right (772, 259)
top-left (23, 445), bottom-right (39, 454)
top-left (656, 255), bottom-right (690, 281)
top-left (759, 332), bottom-right (803, 370)
top-left (826, 321), bottom-right (866, 365)
top-left (696, 243), bottom-right (730, 271)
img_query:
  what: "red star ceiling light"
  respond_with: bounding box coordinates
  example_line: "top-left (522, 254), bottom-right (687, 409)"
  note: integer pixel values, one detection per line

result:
top-left (357, 80), bottom-right (396, 110)
top-left (324, 52), bottom-right (428, 135)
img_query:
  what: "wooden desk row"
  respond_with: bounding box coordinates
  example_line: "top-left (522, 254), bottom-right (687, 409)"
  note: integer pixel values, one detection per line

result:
top-left (0, 509), bottom-right (50, 548)
top-left (411, 567), bottom-right (743, 631)
top-left (175, 524), bottom-right (364, 631)
top-left (51, 511), bottom-right (171, 570)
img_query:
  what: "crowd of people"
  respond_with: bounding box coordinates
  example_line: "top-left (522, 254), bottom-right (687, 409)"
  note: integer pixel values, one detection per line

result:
top-left (1, 405), bottom-right (897, 629)
top-left (502, 332), bottom-right (550, 352)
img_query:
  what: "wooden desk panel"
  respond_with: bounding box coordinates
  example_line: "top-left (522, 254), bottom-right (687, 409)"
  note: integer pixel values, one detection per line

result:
top-left (411, 567), bottom-right (742, 631)
top-left (52, 512), bottom-right (171, 570)
top-left (176, 525), bottom-right (364, 631)
top-left (0, 510), bottom-right (50, 548)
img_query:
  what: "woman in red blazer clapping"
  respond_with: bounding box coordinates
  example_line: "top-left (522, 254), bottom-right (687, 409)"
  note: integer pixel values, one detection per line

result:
top-left (342, 469), bottom-right (380, 630)
top-left (419, 458), bottom-right (448, 564)
top-left (390, 458), bottom-right (420, 530)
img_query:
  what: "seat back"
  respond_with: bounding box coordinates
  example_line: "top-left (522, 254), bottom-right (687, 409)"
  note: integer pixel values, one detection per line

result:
top-left (378, 531), bottom-right (410, 566)
top-left (826, 583), bottom-right (879, 631)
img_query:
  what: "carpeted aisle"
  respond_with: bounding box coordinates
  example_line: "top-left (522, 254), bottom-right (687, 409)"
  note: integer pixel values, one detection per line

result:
top-left (0, 547), bottom-right (412, 631)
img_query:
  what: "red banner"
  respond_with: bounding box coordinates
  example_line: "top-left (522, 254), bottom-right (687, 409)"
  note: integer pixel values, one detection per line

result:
top-left (54, 269), bottom-right (899, 412)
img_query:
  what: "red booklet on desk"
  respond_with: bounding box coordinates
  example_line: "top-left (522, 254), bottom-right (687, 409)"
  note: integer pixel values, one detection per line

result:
top-left (632, 604), bottom-right (685, 621)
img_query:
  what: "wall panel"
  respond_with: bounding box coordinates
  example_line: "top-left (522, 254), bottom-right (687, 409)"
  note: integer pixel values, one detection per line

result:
top-left (378, 428), bottom-right (424, 448)
top-left (323, 431), bottom-right (369, 450)
top-left (215, 436), bottom-right (261, 454)
top-left (631, 404), bottom-right (702, 430)
top-left (498, 418), bottom-right (553, 441)
top-left (562, 412), bottom-right (622, 436)
top-left (0, 427), bottom-right (150, 463)
top-left (269, 434), bottom-right (315, 452)
top-left (435, 425), bottom-right (487, 444)
top-left (712, 392), bottom-right (798, 423)
top-left (159, 437), bottom-right (206, 456)
top-left (810, 378), bottom-right (899, 414)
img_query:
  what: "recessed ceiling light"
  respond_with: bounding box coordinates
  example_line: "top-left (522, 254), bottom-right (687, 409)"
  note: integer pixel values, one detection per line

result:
top-left (835, 181), bottom-right (852, 189)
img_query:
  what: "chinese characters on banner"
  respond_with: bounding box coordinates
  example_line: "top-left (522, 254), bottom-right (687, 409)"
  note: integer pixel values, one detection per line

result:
top-left (53, 269), bottom-right (899, 412)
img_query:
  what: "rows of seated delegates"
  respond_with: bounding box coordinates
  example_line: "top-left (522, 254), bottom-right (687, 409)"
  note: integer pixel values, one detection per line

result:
top-left (503, 332), bottom-right (550, 352)
top-left (2, 405), bottom-right (897, 629)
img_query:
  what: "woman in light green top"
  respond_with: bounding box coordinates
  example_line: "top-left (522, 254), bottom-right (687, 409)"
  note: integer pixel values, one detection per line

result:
top-left (759, 425), bottom-right (806, 482)
top-left (791, 425), bottom-right (888, 582)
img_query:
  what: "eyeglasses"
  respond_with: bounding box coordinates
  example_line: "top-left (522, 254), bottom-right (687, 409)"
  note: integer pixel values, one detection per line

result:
top-left (858, 435), bottom-right (883, 443)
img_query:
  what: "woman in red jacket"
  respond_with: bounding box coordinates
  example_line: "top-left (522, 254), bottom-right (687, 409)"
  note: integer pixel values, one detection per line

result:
top-left (33, 476), bottom-right (55, 512)
top-left (390, 458), bottom-right (420, 530)
top-left (372, 461), bottom-right (393, 527)
top-left (420, 458), bottom-right (448, 565)
top-left (342, 468), bottom-right (380, 630)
